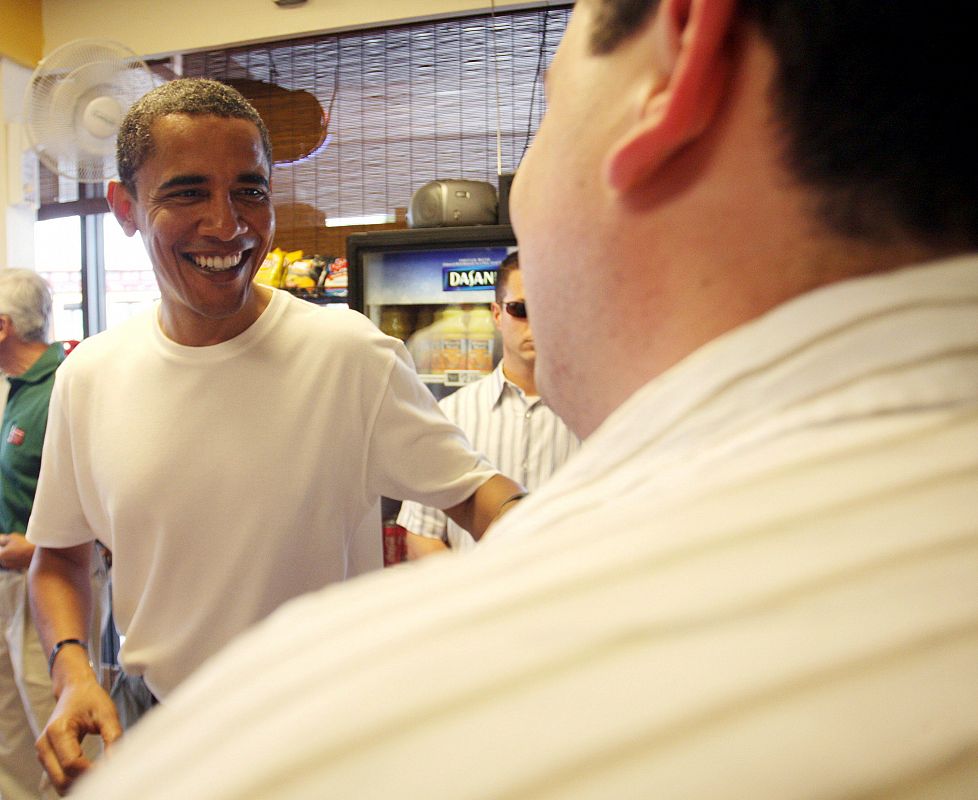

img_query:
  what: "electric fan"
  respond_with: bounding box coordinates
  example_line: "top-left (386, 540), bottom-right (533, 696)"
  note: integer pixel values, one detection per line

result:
top-left (24, 39), bottom-right (158, 183)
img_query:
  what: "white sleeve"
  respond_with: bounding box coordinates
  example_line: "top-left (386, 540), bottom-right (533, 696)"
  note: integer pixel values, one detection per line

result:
top-left (365, 337), bottom-right (498, 509)
top-left (25, 366), bottom-right (97, 548)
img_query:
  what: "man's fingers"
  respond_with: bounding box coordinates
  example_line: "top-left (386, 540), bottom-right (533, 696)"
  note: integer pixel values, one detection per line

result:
top-left (38, 721), bottom-right (93, 795)
top-left (36, 738), bottom-right (68, 795)
top-left (47, 724), bottom-right (86, 767)
top-left (101, 713), bottom-right (124, 749)
top-left (36, 732), bottom-right (91, 796)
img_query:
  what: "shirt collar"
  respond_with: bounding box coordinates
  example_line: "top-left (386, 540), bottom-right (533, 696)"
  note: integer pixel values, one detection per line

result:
top-left (582, 254), bottom-right (978, 473)
top-left (490, 361), bottom-right (542, 410)
top-left (8, 342), bottom-right (65, 388)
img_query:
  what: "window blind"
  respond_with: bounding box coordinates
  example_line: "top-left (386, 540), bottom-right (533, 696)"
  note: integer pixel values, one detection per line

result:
top-left (182, 6), bottom-right (570, 254)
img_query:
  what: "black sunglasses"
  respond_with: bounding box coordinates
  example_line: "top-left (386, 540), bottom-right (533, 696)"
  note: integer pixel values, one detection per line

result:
top-left (504, 301), bottom-right (528, 319)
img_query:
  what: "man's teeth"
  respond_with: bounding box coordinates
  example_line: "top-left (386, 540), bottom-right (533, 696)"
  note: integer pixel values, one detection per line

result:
top-left (193, 252), bottom-right (243, 271)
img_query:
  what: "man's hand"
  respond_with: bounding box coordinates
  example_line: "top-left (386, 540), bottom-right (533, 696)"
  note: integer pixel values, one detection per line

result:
top-left (0, 532), bottom-right (35, 571)
top-left (405, 531), bottom-right (450, 560)
top-left (35, 670), bottom-right (122, 795)
top-left (28, 541), bottom-right (113, 793)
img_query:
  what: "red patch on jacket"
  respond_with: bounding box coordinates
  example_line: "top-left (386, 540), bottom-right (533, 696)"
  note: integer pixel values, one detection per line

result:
top-left (6, 427), bottom-right (25, 446)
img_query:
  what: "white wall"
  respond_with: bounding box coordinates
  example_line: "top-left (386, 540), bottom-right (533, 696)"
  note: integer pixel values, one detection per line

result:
top-left (0, 58), bottom-right (37, 270)
top-left (42, 0), bottom-right (552, 59)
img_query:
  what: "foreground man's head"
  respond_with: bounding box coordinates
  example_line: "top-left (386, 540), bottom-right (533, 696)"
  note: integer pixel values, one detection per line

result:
top-left (511, 0), bottom-right (976, 436)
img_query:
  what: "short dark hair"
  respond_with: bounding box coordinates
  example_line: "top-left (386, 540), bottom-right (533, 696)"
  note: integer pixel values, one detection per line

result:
top-left (588, 0), bottom-right (978, 248)
top-left (495, 251), bottom-right (521, 304)
top-left (589, 0), bottom-right (659, 55)
top-left (117, 78), bottom-right (273, 197)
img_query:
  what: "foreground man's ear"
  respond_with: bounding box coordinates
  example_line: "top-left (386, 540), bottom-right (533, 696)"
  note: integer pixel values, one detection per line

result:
top-left (604, 0), bottom-right (737, 195)
top-left (106, 181), bottom-right (139, 237)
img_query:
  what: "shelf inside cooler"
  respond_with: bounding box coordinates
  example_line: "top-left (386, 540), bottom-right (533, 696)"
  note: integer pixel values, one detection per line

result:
top-left (419, 370), bottom-right (488, 387)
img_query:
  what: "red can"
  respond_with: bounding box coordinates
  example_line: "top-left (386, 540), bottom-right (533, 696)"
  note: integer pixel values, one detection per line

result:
top-left (382, 519), bottom-right (407, 566)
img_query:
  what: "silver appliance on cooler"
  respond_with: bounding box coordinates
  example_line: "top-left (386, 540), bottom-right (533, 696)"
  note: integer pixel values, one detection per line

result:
top-left (408, 179), bottom-right (498, 228)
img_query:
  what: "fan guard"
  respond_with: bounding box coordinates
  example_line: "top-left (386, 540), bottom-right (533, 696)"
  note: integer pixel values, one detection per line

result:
top-left (25, 39), bottom-right (157, 183)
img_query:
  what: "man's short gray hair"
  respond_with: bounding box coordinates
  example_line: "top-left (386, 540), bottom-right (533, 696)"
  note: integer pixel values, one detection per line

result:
top-left (117, 77), bottom-right (273, 196)
top-left (0, 269), bottom-right (53, 343)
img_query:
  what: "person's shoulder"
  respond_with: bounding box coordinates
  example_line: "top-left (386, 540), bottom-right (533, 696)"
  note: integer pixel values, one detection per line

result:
top-left (276, 294), bottom-right (402, 366)
top-left (280, 294), bottom-right (381, 336)
top-left (59, 310), bottom-right (155, 371)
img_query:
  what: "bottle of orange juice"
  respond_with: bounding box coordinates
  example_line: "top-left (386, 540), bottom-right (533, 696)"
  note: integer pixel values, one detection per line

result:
top-left (407, 307), bottom-right (435, 374)
top-left (466, 306), bottom-right (495, 374)
top-left (437, 306), bottom-right (467, 373)
top-left (425, 309), bottom-right (447, 374)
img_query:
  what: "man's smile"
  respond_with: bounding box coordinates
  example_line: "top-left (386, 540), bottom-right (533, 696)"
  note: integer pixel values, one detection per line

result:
top-left (184, 249), bottom-right (251, 273)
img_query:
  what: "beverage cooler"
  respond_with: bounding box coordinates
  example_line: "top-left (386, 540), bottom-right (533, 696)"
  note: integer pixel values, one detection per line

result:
top-left (347, 225), bottom-right (517, 564)
top-left (347, 225), bottom-right (517, 401)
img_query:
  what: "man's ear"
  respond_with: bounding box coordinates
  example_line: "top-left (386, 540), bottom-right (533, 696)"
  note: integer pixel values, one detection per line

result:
top-left (106, 181), bottom-right (139, 237)
top-left (605, 0), bottom-right (736, 194)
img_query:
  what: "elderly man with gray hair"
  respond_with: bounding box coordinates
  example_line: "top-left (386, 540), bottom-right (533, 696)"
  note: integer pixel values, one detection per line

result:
top-left (0, 270), bottom-right (105, 800)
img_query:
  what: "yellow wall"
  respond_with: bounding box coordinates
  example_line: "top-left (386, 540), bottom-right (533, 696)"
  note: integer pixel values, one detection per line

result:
top-left (42, 0), bottom-right (544, 59)
top-left (0, 0), bottom-right (43, 66)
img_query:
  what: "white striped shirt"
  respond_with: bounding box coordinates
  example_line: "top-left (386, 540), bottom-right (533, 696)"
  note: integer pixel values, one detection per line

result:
top-left (72, 256), bottom-right (978, 799)
top-left (397, 363), bottom-right (580, 550)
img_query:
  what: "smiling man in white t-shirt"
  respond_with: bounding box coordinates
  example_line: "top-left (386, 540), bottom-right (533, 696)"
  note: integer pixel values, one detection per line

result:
top-left (25, 78), bottom-right (523, 795)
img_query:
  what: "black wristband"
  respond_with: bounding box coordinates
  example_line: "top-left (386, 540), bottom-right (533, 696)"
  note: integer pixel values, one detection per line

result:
top-left (47, 638), bottom-right (87, 676)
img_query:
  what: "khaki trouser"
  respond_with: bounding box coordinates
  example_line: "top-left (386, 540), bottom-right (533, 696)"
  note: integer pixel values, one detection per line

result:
top-left (0, 570), bottom-right (56, 800)
top-left (0, 554), bottom-right (108, 800)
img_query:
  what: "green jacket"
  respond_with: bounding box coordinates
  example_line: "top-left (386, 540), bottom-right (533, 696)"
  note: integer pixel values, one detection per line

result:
top-left (0, 342), bottom-right (66, 533)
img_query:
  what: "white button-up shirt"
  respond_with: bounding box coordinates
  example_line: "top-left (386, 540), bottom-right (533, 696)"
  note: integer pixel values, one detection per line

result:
top-left (70, 256), bottom-right (978, 800)
top-left (398, 363), bottom-right (580, 550)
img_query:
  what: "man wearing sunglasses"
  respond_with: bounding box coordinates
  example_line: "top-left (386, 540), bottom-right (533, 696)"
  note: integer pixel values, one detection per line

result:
top-left (398, 251), bottom-right (580, 558)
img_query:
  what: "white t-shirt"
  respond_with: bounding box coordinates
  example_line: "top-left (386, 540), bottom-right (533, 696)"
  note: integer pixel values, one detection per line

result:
top-left (69, 256), bottom-right (978, 798)
top-left (27, 289), bottom-right (496, 697)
